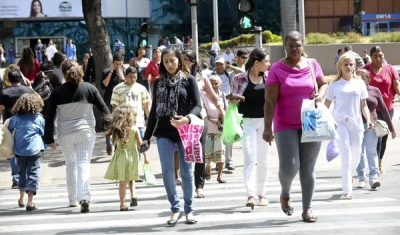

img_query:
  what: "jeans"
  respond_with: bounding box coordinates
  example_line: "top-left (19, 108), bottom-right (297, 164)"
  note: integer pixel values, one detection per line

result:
top-left (16, 153), bottom-right (41, 194)
top-left (105, 105), bottom-right (113, 147)
top-left (336, 119), bottom-right (364, 194)
top-left (275, 129), bottom-right (321, 211)
top-left (58, 131), bottom-right (96, 204)
top-left (10, 156), bottom-right (19, 184)
top-left (241, 118), bottom-right (269, 197)
top-left (210, 55), bottom-right (216, 69)
top-left (9, 56), bottom-right (15, 64)
top-left (357, 129), bottom-right (379, 184)
top-left (36, 52), bottom-right (43, 63)
top-left (377, 109), bottom-right (394, 159)
top-left (156, 137), bottom-right (194, 215)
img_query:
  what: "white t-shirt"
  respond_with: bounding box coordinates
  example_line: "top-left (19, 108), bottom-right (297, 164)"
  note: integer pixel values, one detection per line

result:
top-left (325, 78), bottom-right (368, 129)
top-left (46, 45), bottom-right (57, 61)
top-left (217, 72), bottom-right (230, 94)
top-left (222, 52), bottom-right (235, 62)
top-left (211, 42), bottom-right (220, 53)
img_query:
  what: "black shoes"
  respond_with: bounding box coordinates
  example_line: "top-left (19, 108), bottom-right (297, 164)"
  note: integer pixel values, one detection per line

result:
top-left (225, 164), bottom-right (235, 171)
top-left (11, 183), bottom-right (18, 189)
top-left (80, 200), bottom-right (90, 213)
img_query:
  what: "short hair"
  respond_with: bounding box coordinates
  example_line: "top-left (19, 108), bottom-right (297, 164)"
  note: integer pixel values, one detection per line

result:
top-left (52, 52), bottom-right (66, 67)
top-left (362, 49), bottom-right (367, 53)
top-left (338, 49), bottom-right (343, 54)
top-left (209, 75), bottom-right (221, 82)
top-left (370, 46), bottom-right (383, 56)
top-left (202, 62), bottom-right (209, 70)
top-left (83, 53), bottom-right (90, 59)
top-left (344, 45), bottom-right (352, 52)
top-left (236, 49), bottom-right (249, 57)
top-left (357, 68), bottom-right (370, 80)
top-left (125, 67), bottom-right (138, 75)
top-left (8, 68), bottom-right (23, 83)
top-left (284, 31), bottom-right (304, 44)
top-left (113, 54), bottom-right (123, 62)
top-left (40, 61), bottom-right (54, 72)
top-left (11, 93), bottom-right (44, 115)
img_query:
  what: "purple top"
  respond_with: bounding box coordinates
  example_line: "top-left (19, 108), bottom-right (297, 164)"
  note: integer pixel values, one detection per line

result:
top-left (364, 85), bottom-right (395, 132)
top-left (265, 59), bottom-right (324, 132)
top-left (8, 47), bottom-right (15, 57)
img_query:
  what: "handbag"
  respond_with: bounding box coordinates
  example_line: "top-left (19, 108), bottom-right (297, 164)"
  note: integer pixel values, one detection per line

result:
top-left (0, 119), bottom-right (15, 160)
top-left (300, 59), bottom-right (337, 142)
top-left (222, 103), bottom-right (245, 145)
top-left (143, 163), bottom-right (156, 185)
top-left (374, 120), bottom-right (389, 137)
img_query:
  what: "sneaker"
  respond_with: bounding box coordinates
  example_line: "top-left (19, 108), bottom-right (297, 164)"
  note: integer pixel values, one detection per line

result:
top-left (106, 145), bottom-right (114, 156)
top-left (370, 180), bottom-right (381, 189)
top-left (80, 200), bottom-right (90, 213)
top-left (11, 183), bottom-right (18, 189)
top-left (225, 164), bottom-right (235, 171)
top-left (357, 181), bottom-right (366, 188)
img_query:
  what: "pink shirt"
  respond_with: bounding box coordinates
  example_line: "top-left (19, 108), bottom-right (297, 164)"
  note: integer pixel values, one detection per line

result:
top-left (361, 64), bottom-right (400, 111)
top-left (265, 59), bottom-right (324, 132)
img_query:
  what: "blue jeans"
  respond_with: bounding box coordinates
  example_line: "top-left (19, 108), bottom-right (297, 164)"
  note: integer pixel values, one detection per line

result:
top-left (357, 129), bottom-right (379, 184)
top-left (105, 105), bottom-right (113, 147)
top-left (36, 52), bottom-right (43, 63)
top-left (9, 56), bottom-right (15, 64)
top-left (10, 156), bottom-right (19, 184)
top-left (156, 137), bottom-right (194, 214)
top-left (16, 153), bottom-right (41, 194)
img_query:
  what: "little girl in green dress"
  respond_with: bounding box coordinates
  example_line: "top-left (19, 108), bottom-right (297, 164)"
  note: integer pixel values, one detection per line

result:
top-left (104, 107), bottom-right (143, 211)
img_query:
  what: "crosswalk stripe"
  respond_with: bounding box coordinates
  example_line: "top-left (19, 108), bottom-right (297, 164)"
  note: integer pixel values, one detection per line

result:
top-left (1, 206), bottom-right (399, 233)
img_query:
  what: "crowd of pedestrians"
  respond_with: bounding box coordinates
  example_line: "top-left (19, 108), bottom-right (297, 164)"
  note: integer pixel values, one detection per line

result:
top-left (1, 30), bottom-right (399, 227)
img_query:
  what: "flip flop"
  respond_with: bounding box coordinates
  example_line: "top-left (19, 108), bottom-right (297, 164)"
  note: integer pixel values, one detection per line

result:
top-left (217, 179), bottom-right (226, 183)
top-left (167, 211), bottom-right (183, 226)
top-left (26, 203), bottom-right (38, 211)
top-left (18, 200), bottom-right (25, 208)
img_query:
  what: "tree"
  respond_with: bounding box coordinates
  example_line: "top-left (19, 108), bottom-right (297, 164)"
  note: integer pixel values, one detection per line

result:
top-left (353, 0), bottom-right (362, 34)
top-left (82, 0), bottom-right (113, 131)
top-left (280, 0), bottom-right (297, 43)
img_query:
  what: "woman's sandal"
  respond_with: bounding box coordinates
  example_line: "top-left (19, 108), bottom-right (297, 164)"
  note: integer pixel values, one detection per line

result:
top-left (195, 189), bottom-right (205, 198)
top-left (176, 178), bottom-right (182, 185)
top-left (280, 194), bottom-right (293, 216)
top-left (26, 203), bottom-right (38, 211)
top-left (120, 205), bottom-right (128, 211)
top-left (18, 199), bottom-right (25, 208)
top-left (167, 211), bottom-right (183, 226)
top-left (302, 211), bottom-right (318, 223)
top-left (344, 194), bottom-right (353, 200)
top-left (205, 175), bottom-right (211, 180)
top-left (258, 195), bottom-right (269, 206)
top-left (217, 178), bottom-right (226, 183)
top-left (130, 197), bottom-right (138, 207)
top-left (246, 196), bottom-right (255, 210)
top-left (185, 213), bottom-right (197, 224)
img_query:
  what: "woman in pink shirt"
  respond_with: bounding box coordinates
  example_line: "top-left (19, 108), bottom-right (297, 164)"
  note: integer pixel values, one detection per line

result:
top-left (361, 46), bottom-right (400, 174)
top-left (144, 47), bottom-right (161, 98)
top-left (264, 31), bottom-right (328, 223)
top-left (18, 47), bottom-right (40, 82)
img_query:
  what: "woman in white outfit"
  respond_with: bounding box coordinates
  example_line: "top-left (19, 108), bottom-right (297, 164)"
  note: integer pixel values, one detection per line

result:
top-left (231, 48), bottom-right (270, 209)
top-left (324, 53), bottom-right (373, 199)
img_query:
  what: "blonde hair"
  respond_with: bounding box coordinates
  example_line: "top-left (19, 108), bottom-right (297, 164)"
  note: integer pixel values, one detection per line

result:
top-left (2, 64), bottom-right (20, 88)
top-left (106, 107), bottom-right (134, 146)
top-left (333, 53), bottom-right (358, 82)
top-left (11, 93), bottom-right (44, 115)
top-left (209, 75), bottom-right (221, 82)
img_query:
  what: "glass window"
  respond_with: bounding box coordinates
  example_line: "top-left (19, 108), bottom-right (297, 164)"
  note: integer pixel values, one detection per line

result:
top-left (390, 22), bottom-right (400, 32)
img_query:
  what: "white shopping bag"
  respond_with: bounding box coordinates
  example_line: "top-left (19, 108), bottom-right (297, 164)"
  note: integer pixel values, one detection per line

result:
top-left (301, 100), bottom-right (338, 143)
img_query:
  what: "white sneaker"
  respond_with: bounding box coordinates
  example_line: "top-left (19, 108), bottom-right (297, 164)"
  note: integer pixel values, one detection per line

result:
top-left (357, 181), bottom-right (366, 188)
top-left (370, 180), bottom-right (381, 189)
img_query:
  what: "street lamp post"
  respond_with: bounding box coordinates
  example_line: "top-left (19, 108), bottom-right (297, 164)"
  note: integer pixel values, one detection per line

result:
top-left (189, 0), bottom-right (199, 62)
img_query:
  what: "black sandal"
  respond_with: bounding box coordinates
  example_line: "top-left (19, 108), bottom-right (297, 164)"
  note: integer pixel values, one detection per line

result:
top-left (167, 211), bottom-right (183, 226)
top-left (185, 213), bottom-right (197, 224)
top-left (130, 197), bottom-right (138, 207)
top-left (217, 178), bottom-right (226, 183)
top-left (26, 203), bottom-right (38, 211)
top-left (280, 194), bottom-right (293, 216)
top-left (120, 205), bottom-right (128, 211)
top-left (18, 199), bottom-right (25, 208)
top-left (302, 211), bottom-right (317, 223)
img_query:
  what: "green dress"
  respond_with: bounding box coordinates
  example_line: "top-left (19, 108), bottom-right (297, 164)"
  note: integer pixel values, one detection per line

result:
top-left (104, 127), bottom-right (139, 181)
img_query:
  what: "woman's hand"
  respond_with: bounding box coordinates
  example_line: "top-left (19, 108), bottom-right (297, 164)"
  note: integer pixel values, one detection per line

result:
top-left (312, 93), bottom-right (323, 102)
top-left (391, 131), bottom-right (396, 139)
top-left (47, 143), bottom-right (57, 149)
top-left (170, 115), bottom-right (189, 128)
top-left (366, 121), bottom-right (374, 130)
top-left (262, 127), bottom-right (274, 146)
top-left (144, 156), bottom-right (150, 164)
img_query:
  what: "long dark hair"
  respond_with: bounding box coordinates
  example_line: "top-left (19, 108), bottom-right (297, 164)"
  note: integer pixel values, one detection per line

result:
top-left (245, 48), bottom-right (269, 72)
top-left (30, 0), bottom-right (44, 17)
top-left (20, 47), bottom-right (35, 76)
top-left (159, 46), bottom-right (190, 78)
top-left (181, 49), bottom-right (201, 76)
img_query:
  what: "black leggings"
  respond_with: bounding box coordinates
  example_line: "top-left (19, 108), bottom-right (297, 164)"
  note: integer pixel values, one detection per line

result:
top-left (377, 109), bottom-right (394, 160)
top-left (195, 119), bottom-right (208, 190)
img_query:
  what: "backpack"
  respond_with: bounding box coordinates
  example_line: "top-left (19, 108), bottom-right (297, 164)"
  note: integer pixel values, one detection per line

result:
top-left (32, 72), bottom-right (52, 102)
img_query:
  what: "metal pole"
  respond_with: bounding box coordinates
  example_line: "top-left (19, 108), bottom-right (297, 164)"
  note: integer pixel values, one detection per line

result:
top-left (298, 0), bottom-right (306, 38)
top-left (254, 26), bottom-right (262, 49)
top-left (213, 0), bottom-right (219, 41)
top-left (146, 45), bottom-right (153, 60)
top-left (190, 0), bottom-right (199, 62)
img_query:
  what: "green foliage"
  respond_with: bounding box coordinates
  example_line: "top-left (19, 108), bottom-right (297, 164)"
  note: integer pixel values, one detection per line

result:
top-left (370, 32), bottom-right (400, 42)
top-left (331, 32), bottom-right (345, 39)
top-left (306, 33), bottom-right (335, 44)
top-left (341, 33), bottom-right (362, 43)
top-left (199, 30), bottom-right (282, 50)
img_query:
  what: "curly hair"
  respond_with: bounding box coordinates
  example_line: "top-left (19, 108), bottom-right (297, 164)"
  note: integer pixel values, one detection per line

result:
top-left (61, 60), bottom-right (83, 85)
top-left (11, 93), bottom-right (44, 115)
top-left (106, 107), bottom-right (134, 146)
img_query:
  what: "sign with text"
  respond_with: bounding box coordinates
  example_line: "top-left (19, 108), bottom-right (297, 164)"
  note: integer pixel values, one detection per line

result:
top-left (177, 114), bottom-right (204, 163)
top-left (0, 0), bottom-right (150, 19)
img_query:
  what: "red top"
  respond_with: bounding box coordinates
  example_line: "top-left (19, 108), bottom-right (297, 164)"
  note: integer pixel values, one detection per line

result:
top-left (18, 59), bottom-right (40, 82)
top-left (144, 60), bottom-right (160, 85)
top-left (362, 64), bottom-right (400, 111)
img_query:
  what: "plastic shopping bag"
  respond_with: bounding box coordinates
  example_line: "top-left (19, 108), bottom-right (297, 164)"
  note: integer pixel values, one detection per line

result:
top-left (301, 100), bottom-right (337, 143)
top-left (326, 139), bottom-right (339, 162)
top-left (176, 114), bottom-right (204, 163)
top-left (143, 163), bottom-right (157, 186)
top-left (222, 103), bottom-right (245, 145)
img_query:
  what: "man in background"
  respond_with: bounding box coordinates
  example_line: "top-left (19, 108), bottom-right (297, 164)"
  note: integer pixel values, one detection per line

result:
top-left (63, 39), bottom-right (77, 60)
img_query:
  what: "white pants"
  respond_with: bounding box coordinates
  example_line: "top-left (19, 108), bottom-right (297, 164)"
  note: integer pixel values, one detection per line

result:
top-left (58, 131), bottom-right (96, 204)
top-left (336, 120), bottom-right (364, 194)
top-left (241, 118), bottom-right (269, 197)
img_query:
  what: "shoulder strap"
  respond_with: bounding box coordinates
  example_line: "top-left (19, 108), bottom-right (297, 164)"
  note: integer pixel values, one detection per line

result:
top-left (307, 59), bottom-right (318, 95)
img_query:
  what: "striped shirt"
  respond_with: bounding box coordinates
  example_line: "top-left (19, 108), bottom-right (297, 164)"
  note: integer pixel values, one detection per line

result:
top-left (110, 82), bottom-right (151, 127)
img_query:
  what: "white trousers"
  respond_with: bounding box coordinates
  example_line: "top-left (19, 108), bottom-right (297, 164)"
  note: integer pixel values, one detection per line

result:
top-left (336, 120), bottom-right (364, 194)
top-left (240, 118), bottom-right (269, 197)
top-left (58, 131), bottom-right (96, 204)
